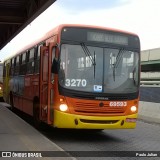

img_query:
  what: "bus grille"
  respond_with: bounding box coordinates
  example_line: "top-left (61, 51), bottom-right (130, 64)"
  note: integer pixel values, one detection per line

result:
top-left (74, 102), bottom-right (125, 114)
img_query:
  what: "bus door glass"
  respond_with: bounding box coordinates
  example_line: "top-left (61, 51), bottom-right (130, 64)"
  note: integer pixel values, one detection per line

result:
top-left (40, 43), bottom-right (57, 124)
top-left (40, 46), bottom-right (49, 122)
top-left (50, 47), bottom-right (56, 122)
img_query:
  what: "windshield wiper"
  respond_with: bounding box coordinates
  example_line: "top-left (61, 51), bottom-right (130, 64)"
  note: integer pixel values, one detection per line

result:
top-left (132, 67), bottom-right (139, 86)
top-left (80, 43), bottom-right (96, 66)
top-left (113, 48), bottom-right (125, 81)
top-left (80, 43), bottom-right (96, 78)
top-left (115, 48), bottom-right (125, 68)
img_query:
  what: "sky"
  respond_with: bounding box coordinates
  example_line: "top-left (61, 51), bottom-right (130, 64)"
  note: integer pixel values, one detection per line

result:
top-left (0, 0), bottom-right (160, 62)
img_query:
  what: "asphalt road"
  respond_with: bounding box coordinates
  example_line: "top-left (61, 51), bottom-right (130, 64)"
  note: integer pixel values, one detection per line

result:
top-left (41, 120), bottom-right (160, 160)
top-left (6, 105), bottom-right (160, 160)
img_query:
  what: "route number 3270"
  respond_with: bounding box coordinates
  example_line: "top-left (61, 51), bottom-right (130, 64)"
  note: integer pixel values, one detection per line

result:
top-left (65, 79), bottom-right (87, 87)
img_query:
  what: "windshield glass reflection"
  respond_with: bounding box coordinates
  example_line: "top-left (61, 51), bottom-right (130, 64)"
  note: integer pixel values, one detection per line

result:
top-left (59, 44), bottom-right (139, 93)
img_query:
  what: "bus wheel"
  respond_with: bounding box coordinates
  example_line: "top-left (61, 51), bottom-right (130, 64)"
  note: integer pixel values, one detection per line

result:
top-left (33, 101), bottom-right (41, 129)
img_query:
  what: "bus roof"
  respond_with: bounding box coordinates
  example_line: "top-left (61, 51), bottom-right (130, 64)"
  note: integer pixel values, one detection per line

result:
top-left (55, 24), bottom-right (138, 36)
top-left (5, 24), bottom-right (139, 61)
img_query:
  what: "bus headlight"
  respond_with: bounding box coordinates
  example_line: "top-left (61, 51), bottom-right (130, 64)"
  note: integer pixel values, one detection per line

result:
top-left (59, 104), bottom-right (68, 112)
top-left (131, 106), bottom-right (137, 112)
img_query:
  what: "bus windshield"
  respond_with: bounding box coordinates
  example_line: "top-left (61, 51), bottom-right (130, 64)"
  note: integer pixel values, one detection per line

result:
top-left (59, 44), bottom-right (139, 94)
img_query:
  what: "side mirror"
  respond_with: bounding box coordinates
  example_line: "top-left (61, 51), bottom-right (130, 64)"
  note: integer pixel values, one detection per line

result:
top-left (51, 58), bottom-right (60, 74)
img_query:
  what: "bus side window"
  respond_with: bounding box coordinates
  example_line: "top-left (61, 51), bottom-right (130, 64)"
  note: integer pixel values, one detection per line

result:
top-left (10, 58), bottom-right (14, 76)
top-left (19, 54), bottom-right (22, 75)
top-left (13, 57), bottom-right (16, 76)
top-left (27, 48), bottom-right (35, 74)
top-left (34, 44), bottom-right (43, 74)
top-left (8, 60), bottom-right (11, 76)
top-left (3, 62), bottom-right (6, 77)
top-left (38, 44), bottom-right (42, 58)
top-left (22, 53), bottom-right (26, 64)
top-left (15, 55), bottom-right (20, 75)
top-left (16, 56), bottom-right (19, 65)
top-left (20, 52), bottom-right (27, 75)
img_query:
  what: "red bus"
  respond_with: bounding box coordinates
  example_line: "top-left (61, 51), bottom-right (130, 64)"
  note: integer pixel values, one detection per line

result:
top-left (3, 24), bottom-right (140, 129)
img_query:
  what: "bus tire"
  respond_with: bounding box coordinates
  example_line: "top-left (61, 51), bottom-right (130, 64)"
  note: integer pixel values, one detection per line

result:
top-left (33, 100), bottom-right (41, 129)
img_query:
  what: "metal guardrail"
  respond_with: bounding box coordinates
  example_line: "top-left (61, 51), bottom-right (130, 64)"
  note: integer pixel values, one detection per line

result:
top-left (140, 81), bottom-right (160, 85)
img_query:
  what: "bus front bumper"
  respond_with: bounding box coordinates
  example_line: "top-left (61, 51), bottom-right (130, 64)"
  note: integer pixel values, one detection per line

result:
top-left (53, 110), bottom-right (137, 129)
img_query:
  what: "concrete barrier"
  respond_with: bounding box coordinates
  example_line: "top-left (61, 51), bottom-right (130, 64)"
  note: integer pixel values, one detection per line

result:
top-left (138, 101), bottom-right (160, 124)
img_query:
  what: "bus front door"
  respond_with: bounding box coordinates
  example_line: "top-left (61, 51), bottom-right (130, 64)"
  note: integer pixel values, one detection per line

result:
top-left (40, 46), bottom-right (52, 124)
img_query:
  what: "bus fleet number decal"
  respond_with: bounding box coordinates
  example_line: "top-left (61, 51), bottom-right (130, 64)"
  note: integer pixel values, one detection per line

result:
top-left (65, 79), bottom-right (87, 87)
top-left (109, 102), bottom-right (127, 107)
